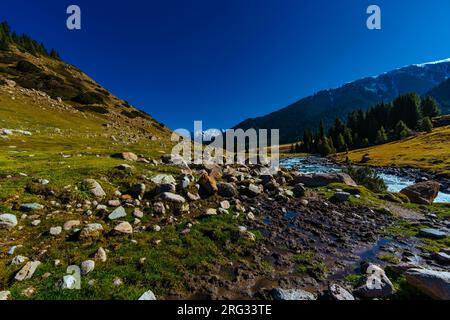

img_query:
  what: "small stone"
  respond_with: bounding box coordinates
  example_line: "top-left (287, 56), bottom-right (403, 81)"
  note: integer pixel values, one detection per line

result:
top-left (187, 192), bottom-right (200, 201)
top-left (11, 255), bottom-right (28, 266)
top-left (115, 164), bottom-right (132, 170)
top-left (153, 225), bottom-right (161, 232)
top-left (20, 203), bottom-right (44, 211)
top-left (271, 288), bottom-right (316, 300)
top-left (113, 277), bottom-right (123, 286)
top-left (49, 226), bottom-right (62, 236)
top-left (81, 260), bottom-right (95, 275)
top-left (334, 191), bottom-right (351, 202)
top-left (151, 174), bottom-right (176, 185)
top-left (114, 221), bottom-right (133, 234)
top-left (220, 200), bottom-right (231, 210)
top-left (79, 223), bottom-right (104, 239)
top-left (94, 247), bottom-right (107, 262)
top-left (205, 208), bottom-right (217, 216)
top-left (328, 283), bottom-right (354, 300)
top-left (108, 206), bottom-right (127, 220)
top-left (108, 199), bottom-right (121, 207)
top-left (63, 220), bottom-right (81, 231)
top-left (133, 208), bottom-right (144, 218)
top-left (138, 290), bottom-right (157, 300)
top-left (15, 261), bottom-right (41, 281)
top-left (153, 202), bottom-right (166, 215)
top-left (0, 213), bottom-right (18, 229)
top-left (83, 179), bottom-right (106, 199)
top-left (419, 228), bottom-right (447, 239)
top-left (160, 192), bottom-right (186, 204)
top-left (31, 219), bottom-right (41, 226)
top-left (0, 291), bottom-right (11, 300)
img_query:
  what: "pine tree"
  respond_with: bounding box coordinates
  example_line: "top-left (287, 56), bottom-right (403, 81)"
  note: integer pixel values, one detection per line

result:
top-left (392, 93), bottom-right (422, 129)
top-left (395, 120), bottom-right (410, 139)
top-left (375, 126), bottom-right (388, 144)
top-left (421, 117), bottom-right (433, 133)
top-left (421, 96), bottom-right (440, 118)
top-left (336, 133), bottom-right (347, 152)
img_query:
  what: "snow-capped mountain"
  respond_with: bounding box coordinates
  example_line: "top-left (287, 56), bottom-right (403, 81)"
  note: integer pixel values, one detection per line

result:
top-left (233, 59), bottom-right (450, 143)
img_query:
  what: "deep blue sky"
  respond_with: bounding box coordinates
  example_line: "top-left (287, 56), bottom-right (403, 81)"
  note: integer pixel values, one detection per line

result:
top-left (1, 0), bottom-right (450, 130)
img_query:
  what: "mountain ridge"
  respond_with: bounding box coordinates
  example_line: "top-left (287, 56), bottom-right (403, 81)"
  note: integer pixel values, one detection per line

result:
top-left (233, 59), bottom-right (450, 144)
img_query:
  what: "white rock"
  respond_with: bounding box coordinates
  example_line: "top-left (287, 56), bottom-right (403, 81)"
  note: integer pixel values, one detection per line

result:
top-left (108, 206), bottom-right (127, 220)
top-left (0, 213), bottom-right (18, 229)
top-left (0, 291), bottom-right (11, 300)
top-left (81, 260), bottom-right (95, 275)
top-left (11, 255), bottom-right (28, 266)
top-left (15, 261), bottom-right (41, 281)
top-left (49, 226), bottom-right (62, 236)
top-left (138, 290), bottom-right (157, 300)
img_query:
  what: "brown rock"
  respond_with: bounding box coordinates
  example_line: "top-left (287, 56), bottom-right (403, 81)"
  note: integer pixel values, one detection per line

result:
top-left (400, 181), bottom-right (440, 205)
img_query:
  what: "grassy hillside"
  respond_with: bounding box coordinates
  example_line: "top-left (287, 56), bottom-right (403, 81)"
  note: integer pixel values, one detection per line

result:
top-left (336, 125), bottom-right (450, 177)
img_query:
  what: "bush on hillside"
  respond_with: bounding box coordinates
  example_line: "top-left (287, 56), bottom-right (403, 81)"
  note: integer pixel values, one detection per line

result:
top-left (345, 166), bottom-right (387, 193)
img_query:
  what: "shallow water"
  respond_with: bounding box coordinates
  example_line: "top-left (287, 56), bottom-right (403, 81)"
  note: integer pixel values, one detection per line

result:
top-left (281, 157), bottom-right (450, 204)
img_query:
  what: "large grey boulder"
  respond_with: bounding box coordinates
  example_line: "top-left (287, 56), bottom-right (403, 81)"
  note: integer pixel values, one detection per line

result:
top-left (405, 268), bottom-right (450, 300)
top-left (151, 174), bottom-right (176, 185)
top-left (20, 203), bottom-right (44, 211)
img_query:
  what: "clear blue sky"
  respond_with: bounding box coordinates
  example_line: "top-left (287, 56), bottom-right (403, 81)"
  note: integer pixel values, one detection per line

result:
top-left (1, 0), bottom-right (450, 130)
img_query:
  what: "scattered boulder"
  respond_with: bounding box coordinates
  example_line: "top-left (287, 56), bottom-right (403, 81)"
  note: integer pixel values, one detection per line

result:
top-left (20, 203), bottom-right (44, 211)
top-left (94, 247), bottom-right (107, 262)
top-left (293, 183), bottom-right (306, 197)
top-left (204, 208), bottom-right (217, 216)
top-left (198, 173), bottom-right (218, 197)
top-left (63, 220), bottom-right (81, 231)
top-left (217, 182), bottom-right (238, 198)
top-left (400, 181), bottom-right (440, 205)
top-left (151, 174), bottom-right (176, 185)
top-left (15, 261), bottom-right (41, 281)
top-left (328, 283), bottom-right (355, 300)
top-left (0, 291), bottom-right (11, 300)
top-left (405, 268), bottom-right (450, 300)
top-left (138, 290), bottom-right (157, 300)
top-left (83, 179), bottom-right (106, 199)
top-left (0, 213), bottom-right (18, 229)
top-left (419, 228), bottom-right (447, 239)
top-left (108, 206), bottom-right (127, 220)
top-left (128, 183), bottom-right (146, 198)
top-left (333, 191), bottom-right (351, 202)
top-left (11, 255), bottom-right (28, 266)
top-left (133, 208), bottom-right (144, 218)
top-left (271, 288), bottom-right (316, 300)
top-left (433, 252), bottom-right (450, 264)
top-left (355, 263), bottom-right (394, 298)
top-left (81, 260), bottom-right (95, 275)
top-left (160, 192), bottom-right (186, 204)
top-left (246, 184), bottom-right (262, 197)
top-left (294, 173), bottom-right (357, 187)
top-left (114, 221), bottom-right (133, 234)
top-left (115, 164), bottom-right (132, 170)
top-left (79, 223), bottom-right (104, 239)
top-left (153, 202), bottom-right (166, 215)
top-left (49, 226), bottom-right (62, 236)
top-left (113, 152), bottom-right (138, 161)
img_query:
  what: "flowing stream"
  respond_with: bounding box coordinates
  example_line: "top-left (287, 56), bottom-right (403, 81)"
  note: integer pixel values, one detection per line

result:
top-left (281, 157), bottom-right (450, 204)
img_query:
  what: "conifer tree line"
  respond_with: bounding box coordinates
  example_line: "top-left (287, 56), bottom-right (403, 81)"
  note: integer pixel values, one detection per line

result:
top-left (291, 93), bottom-right (441, 156)
top-left (0, 21), bottom-right (60, 59)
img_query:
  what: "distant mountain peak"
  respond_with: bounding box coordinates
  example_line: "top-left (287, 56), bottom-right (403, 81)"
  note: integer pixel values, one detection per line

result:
top-left (233, 59), bottom-right (450, 143)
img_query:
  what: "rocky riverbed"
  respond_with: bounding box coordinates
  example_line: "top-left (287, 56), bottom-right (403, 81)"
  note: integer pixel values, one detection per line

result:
top-left (0, 153), bottom-right (449, 300)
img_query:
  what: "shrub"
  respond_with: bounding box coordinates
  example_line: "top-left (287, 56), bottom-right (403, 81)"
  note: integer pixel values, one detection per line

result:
top-left (16, 60), bottom-right (42, 73)
top-left (345, 166), bottom-right (387, 193)
top-left (72, 91), bottom-right (105, 105)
